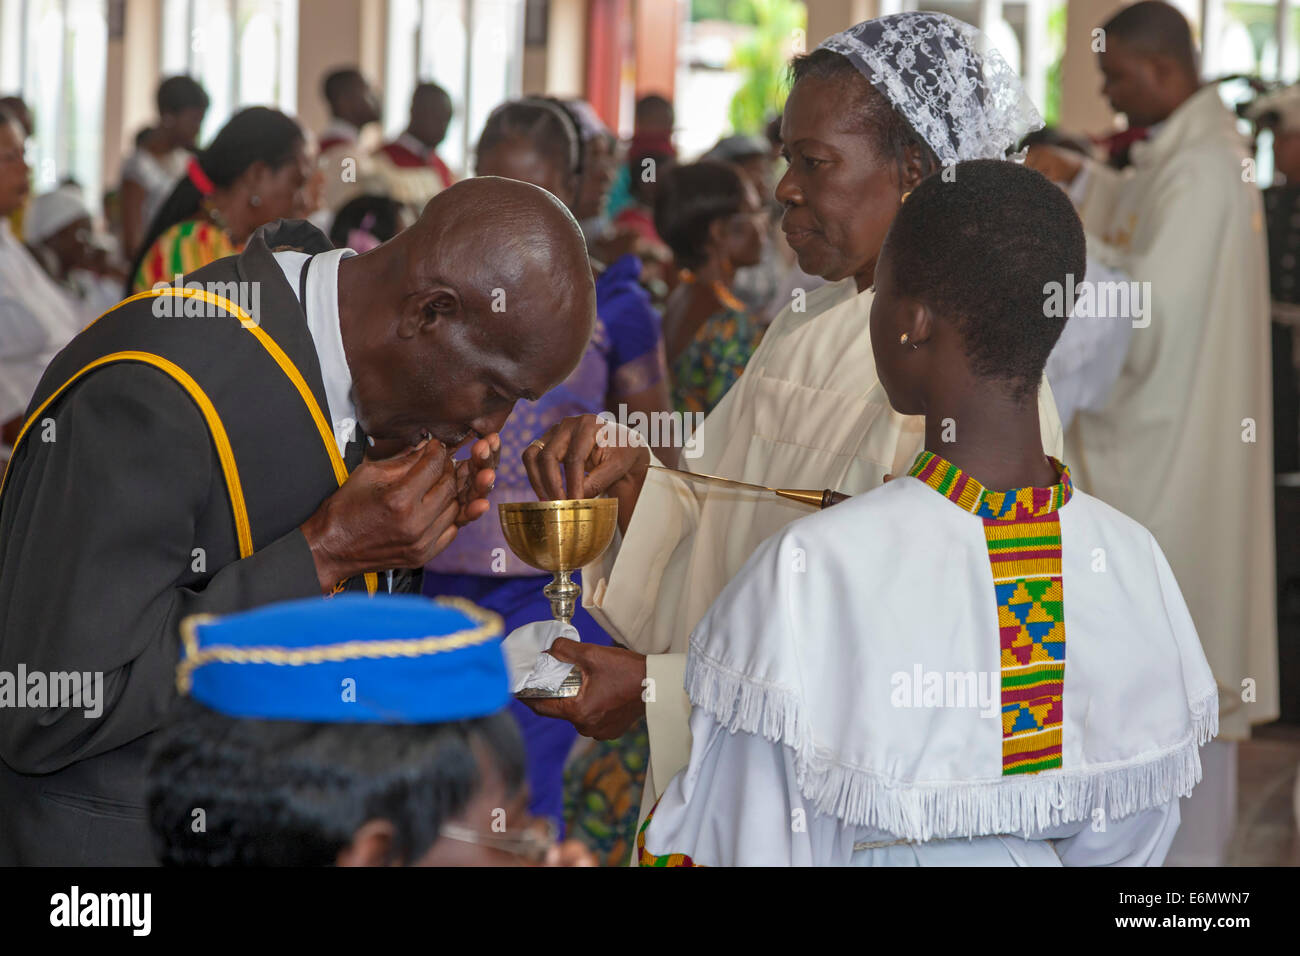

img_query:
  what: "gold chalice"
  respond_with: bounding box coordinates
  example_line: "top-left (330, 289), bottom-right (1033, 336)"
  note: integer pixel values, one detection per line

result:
top-left (498, 497), bottom-right (619, 698)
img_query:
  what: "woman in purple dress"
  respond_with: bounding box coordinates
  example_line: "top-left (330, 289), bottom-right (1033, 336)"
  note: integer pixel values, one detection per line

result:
top-left (423, 98), bottom-right (673, 828)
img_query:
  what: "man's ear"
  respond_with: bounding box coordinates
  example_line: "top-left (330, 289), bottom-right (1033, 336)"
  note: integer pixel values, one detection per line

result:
top-left (336, 819), bottom-right (399, 867)
top-left (397, 285), bottom-right (460, 340)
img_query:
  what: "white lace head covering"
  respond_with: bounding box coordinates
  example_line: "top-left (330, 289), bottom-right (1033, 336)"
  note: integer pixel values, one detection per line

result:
top-left (816, 12), bottom-right (1043, 166)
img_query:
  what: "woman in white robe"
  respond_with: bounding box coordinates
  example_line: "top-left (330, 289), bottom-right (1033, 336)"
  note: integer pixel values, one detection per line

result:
top-left (641, 159), bottom-right (1216, 866)
top-left (0, 114), bottom-right (83, 458)
top-left (520, 15), bottom-right (1063, 836)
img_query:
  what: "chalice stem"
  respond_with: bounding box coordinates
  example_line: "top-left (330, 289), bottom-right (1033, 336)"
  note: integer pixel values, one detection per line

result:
top-left (544, 569), bottom-right (580, 624)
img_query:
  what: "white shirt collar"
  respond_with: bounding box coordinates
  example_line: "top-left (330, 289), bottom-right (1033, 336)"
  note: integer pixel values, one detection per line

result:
top-left (322, 118), bottom-right (360, 144)
top-left (272, 247), bottom-right (358, 456)
top-left (396, 131), bottom-right (430, 159)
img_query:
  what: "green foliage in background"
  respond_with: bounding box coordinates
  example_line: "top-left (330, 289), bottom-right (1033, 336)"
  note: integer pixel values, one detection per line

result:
top-left (692, 0), bottom-right (759, 24)
top-left (726, 0), bottom-right (805, 135)
top-left (1044, 2), bottom-right (1067, 126)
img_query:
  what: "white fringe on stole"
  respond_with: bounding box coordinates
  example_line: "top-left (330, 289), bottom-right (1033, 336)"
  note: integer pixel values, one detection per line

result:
top-left (686, 648), bottom-right (1220, 844)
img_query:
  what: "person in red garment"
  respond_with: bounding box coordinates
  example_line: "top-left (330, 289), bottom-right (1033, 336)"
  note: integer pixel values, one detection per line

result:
top-left (374, 82), bottom-right (457, 210)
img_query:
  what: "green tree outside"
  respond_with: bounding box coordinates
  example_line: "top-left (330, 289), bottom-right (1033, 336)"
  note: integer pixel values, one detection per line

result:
top-left (726, 0), bottom-right (805, 135)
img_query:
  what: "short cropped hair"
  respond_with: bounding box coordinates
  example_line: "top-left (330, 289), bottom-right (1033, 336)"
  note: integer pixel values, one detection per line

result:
top-left (884, 159), bottom-right (1087, 401)
top-left (635, 93), bottom-right (673, 126)
top-left (1103, 1), bottom-right (1198, 74)
top-left (146, 698), bottom-right (526, 866)
top-left (323, 68), bottom-right (364, 108)
top-left (157, 75), bottom-right (209, 116)
top-left (789, 48), bottom-right (939, 185)
top-left (413, 82), bottom-right (451, 110)
top-left (654, 160), bottom-right (748, 270)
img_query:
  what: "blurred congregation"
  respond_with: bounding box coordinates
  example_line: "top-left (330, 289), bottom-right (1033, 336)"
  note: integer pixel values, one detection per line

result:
top-left (1, 0), bottom-right (1300, 871)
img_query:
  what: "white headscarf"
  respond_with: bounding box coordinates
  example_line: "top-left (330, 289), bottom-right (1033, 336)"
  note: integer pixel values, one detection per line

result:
top-left (816, 12), bottom-right (1043, 166)
top-left (24, 184), bottom-right (91, 246)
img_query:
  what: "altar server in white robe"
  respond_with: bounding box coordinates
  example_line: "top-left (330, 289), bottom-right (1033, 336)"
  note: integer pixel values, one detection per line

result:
top-left (640, 160), bottom-right (1217, 866)
top-left (521, 14), bottom-right (1063, 831)
top-left (1027, 2), bottom-right (1277, 865)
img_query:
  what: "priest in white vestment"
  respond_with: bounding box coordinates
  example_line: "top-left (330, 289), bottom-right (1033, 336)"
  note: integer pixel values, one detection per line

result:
top-left (521, 15), bottom-right (1063, 839)
top-left (1031, 1), bottom-right (1277, 741)
top-left (641, 158), bottom-right (1217, 866)
top-left (1027, 2), bottom-right (1277, 865)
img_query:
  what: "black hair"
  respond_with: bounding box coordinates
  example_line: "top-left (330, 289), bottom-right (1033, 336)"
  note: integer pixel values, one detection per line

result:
top-left (789, 48), bottom-right (939, 185)
top-left (475, 98), bottom-right (581, 197)
top-left (635, 93), bottom-right (673, 125)
top-left (329, 194), bottom-right (406, 248)
top-left (0, 95), bottom-right (31, 135)
top-left (1019, 126), bottom-right (1091, 157)
top-left (127, 106), bottom-right (303, 292)
top-left (146, 697), bottom-right (526, 866)
top-left (653, 160), bottom-right (747, 270)
top-left (157, 75), bottom-right (209, 116)
top-left (765, 113), bottom-right (782, 148)
top-left (323, 68), bottom-right (364, 109)
top-left (883, 159), bottom-right (1087, 401)
top-left (1102, 1), bottom-right (1198, 74)
top-left (413, 82), bottom-right (451, 110)
top-left (541, 97), bottom-right (587, 177)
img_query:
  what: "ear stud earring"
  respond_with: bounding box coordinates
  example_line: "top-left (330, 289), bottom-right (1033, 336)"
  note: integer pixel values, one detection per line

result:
top-left (899, 333), bottom-right (909, 345)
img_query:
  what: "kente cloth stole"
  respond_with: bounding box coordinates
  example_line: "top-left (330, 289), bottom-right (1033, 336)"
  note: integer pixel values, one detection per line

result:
top-left (636, 799), bottom-right (700, 867)
top-left (908, 450), bottom-right (1072, 776)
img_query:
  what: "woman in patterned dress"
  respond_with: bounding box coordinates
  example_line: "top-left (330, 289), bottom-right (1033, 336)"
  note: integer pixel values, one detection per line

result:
top-left (128, 107), bottom-right (311, 294)
top-left (654, 161), bottom-right (767, 416)
top-left (422, 98), bottom-right (673, 836)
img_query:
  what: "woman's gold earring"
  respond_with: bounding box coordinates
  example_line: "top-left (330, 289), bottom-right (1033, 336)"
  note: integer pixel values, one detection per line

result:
top-left (900, 190), bottom-right (912, 204)
top-left (899, 333), bottom-right (909, 345)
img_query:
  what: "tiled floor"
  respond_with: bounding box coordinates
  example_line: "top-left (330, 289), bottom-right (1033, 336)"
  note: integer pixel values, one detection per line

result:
top-left (1227, 722), bottom-right (1300, 865)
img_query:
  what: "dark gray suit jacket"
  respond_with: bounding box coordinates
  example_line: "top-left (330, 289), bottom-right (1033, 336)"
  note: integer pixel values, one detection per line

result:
top-left (0, 220), bottom-right (391, 864)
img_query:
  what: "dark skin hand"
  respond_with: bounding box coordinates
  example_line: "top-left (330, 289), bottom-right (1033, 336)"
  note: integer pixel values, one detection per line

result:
top-left (517, 637), bottom-right (647, 739)
top-left (307, 177), bottom-right (594, 594)
top-left (519, 415), bottom-right (650, 738)
top-left (522, 74), bottom-right (932, 741)
top-left (521, 412), bottom-right (649, 532)
top-left (300, 436), bottom-right (495, 593)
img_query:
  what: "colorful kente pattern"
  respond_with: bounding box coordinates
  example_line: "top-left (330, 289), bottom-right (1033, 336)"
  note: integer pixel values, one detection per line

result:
top-left (908, 450), bottom-right (1072, 776)
top-left (636, 798), bottom-right (700, 867)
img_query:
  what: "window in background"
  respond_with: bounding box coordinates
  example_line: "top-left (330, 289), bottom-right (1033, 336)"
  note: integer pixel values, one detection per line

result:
top-left (385, 0), bottom-right (526, 177)
top-left (161, 0), bottom-right (298, 142)
top-left (0, 0), bottom-right (108, 208)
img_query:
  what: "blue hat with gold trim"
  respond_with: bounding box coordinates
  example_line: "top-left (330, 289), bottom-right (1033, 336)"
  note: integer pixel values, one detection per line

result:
top-left (177, 594), bottom-right (507, 723)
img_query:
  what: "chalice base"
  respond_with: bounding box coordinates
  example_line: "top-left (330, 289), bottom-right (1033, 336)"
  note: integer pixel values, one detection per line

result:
top-left (514, 669), bottom-right (583, 699)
